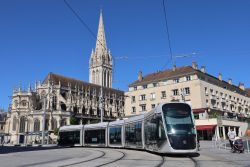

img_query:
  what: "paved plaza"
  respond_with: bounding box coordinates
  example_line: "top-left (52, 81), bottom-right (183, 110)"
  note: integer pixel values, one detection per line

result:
top-left (0, 141), bottom-right (249, 167)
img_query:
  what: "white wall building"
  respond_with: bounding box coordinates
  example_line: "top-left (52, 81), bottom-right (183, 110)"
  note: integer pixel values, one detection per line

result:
top-left (125, 62), bottom-right (250, 140)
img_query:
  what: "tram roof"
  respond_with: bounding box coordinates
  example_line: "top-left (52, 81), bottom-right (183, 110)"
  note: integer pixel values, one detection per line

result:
top-left (108, 119), bottom-right (125, 126)
top-left (60, 125), bottom-right (83, 131)
top-left (125, 114), bottom-right (144, 123)
top-left (84, 122), bottom-right (109, 129)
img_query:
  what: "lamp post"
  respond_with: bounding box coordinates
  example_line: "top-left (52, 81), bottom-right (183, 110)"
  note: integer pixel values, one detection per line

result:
top-left (41, 97), bottom-right (46, 146)
top-left (100, 82), bottom-right (104, 123)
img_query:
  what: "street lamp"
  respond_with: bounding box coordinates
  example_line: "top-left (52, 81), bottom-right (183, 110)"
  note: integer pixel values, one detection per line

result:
top-left (41, 97), bottom-right (46, 145)
top-left (100, 81), bottom-right (104, 123)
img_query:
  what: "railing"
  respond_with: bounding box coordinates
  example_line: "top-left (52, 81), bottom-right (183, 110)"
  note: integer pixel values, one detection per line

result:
top-left (217, 116), bottom-right (250, 123)
top-left (212, 137), bottom-right (250, 153)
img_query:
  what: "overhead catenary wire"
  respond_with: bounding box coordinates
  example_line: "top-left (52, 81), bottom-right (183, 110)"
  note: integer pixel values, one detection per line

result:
top-left (63, 0), bottom-right (107, 52)
top-left (162, 0), bottom-right (174, 67)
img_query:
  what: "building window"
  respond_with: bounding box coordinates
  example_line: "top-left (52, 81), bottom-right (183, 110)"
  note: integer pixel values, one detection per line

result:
top-left (186, 76), bottom-right (191, 81)
top-left (150, 93), bottom-right (156, 100)
top-left (151, 104), bottom-right (155, 109)
top-left (134, 86), bottom-right (137, 91)
top-left (12, 117), bottom-right (17, 131)
top-left (19, 116), bottom-right (26, 133)
top-left (184, 87), bottom-right (190, 95)
top-left (21, 100), bottom-right (27, 107)
top-left (60, 119), bottom-right (67, 126)
top-left (142, 85), bottom-right (148, 89)
top-left (173, 79), bottom-right (179, 83)
top-left (153, 83), bottom-right (157, 87)
top-left (139, 94), bottom-right (146, 101)
top-left (34, 119), bottom-right (40, 132)
top-left (131, 96), bottom-right (136, 103)
top-left (132, 107), bottom-right (136, 113)
top-left (45, 119), bottom-right (49, 131)
top-left (51, 118), bottom-right (57, 130)
top-left (161, 91), bottom-right (166, 99)
top-left (140, 104), bottom-right (146, 112)
top-left (173, 89), bottom-right (179, 96)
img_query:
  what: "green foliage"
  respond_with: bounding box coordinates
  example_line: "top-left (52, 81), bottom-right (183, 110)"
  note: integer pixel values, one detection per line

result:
top-left (208, 111), bottom-right (220, 118)
top-left (54, 128), bottom-right (59, 136)
top-left (70, 117), bottom-right (79, 125)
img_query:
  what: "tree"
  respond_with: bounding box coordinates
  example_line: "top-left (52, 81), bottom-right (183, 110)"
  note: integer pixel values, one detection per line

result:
top-left (54, 128), bottom-right (59, 136)
top-left (70, 117), bottom-right (78, 125)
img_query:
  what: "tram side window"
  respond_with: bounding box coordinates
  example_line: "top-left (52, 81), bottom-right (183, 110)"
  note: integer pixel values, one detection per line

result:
top-left (59, 131), bottom-right (80, 145)
top-left (144, 114), bottom-right (166, 148)
top-left (109, 126), bottom-right (122, 145)
top-left (125, 122), bottom-right (142, 147)
top-left (85, 129), bottom-right (106, 145)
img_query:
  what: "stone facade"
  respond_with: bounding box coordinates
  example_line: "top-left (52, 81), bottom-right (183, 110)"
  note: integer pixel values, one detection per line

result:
top-left (0, 109), bottom-right (7, 142)
top-left (125, 62), bottom-right (250, 139)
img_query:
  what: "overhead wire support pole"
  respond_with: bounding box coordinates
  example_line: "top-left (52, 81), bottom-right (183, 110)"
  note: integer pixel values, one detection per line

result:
top-left (100, 82), bottom-right (103, 123)
top-left (162, 0), bottom-right (174, 66)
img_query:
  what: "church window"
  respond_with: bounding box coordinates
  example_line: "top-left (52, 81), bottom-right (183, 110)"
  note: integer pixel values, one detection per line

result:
top-left (51, 118), bottom-right (57, 131)
top-left (45, 119), bottom-right (49, 131)
top-left (21, 100), bottom-right (27, 107)
top-left (19, 116), bottom-right (26, 133)
top-left (60, 119), bottom-right (67, 127)
top-left (12, 116), bottom-right (17, 131)
top-left (34, 119), bottom-right (40, 132)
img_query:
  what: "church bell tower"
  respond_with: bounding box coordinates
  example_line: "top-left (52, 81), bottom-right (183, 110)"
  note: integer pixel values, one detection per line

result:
top-left (89, 10), bottom-right (113, 88)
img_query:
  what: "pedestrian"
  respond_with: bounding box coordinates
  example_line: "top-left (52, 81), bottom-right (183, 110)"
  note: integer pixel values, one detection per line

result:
top-left (227, 127), bottom-right (236, 150)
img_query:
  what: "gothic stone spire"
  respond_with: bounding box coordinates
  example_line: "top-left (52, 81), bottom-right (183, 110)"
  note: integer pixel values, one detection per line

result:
top-left (95, 10), bottom-right (107, 57)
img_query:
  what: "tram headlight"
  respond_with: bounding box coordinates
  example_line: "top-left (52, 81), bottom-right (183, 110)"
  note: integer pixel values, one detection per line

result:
top-left (171, 128), bottom-right (175, 134)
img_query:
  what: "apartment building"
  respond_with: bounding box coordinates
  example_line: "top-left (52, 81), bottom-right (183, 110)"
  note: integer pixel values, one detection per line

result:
top-left (125, 62), bottom-right (250, 140)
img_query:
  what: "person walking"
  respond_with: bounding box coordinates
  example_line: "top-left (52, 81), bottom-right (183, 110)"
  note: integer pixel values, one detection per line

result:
top-left (227, 127), bottom-right (236, 150)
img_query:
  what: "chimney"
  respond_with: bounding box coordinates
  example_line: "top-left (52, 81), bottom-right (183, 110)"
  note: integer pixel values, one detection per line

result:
top-left (239, 82), bottom-right (245, 90)
top-left (201, 66), bottom-right (206, 73)
top-left (172, 64), bottom-right (177, 71)
top-left (218, 73), bottom-right (222, 81)
top-left (192, 61), bottom-right (198, 69)
top-left (138, 71), bottom-right (143, 81)
top-left (228, 78), bottom-right (232, 85)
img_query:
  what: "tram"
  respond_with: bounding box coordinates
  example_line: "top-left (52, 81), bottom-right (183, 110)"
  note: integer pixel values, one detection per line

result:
top-left (58, 102), bottom-right (197, 154)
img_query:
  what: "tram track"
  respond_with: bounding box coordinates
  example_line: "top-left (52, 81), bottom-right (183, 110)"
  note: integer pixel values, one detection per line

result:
top-left (59, 149), bottom-right (106, 167)
top-left (59, 149), bottom-right (126, 167)
top-left (94, 150), bottom-right (126, 167)
top-left (155, 156), bottom-right (165, 167)
top-left (188, 156), bottom-right (199, 167)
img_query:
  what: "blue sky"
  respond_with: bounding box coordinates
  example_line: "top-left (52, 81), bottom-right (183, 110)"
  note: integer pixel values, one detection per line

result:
top-left (1, 0), bottom-right (250, 109)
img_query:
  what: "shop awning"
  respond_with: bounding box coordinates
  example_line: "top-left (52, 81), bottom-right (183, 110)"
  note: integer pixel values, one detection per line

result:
top-left (196, 125), bottom-right (216, 131)
top-left (192, 108), bottom-right (206, 114)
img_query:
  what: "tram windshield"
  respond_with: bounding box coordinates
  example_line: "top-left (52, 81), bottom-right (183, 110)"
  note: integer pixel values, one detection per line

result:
top-left (163, 103), bottom-right (195, 135)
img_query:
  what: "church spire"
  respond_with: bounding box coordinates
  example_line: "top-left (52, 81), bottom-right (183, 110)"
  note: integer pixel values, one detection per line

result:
top-left (95, 10), bottom-right (107, 56)
top-left (89, 10), bottom-right (113, 88)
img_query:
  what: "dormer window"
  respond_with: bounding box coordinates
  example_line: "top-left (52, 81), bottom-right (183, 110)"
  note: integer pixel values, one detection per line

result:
top-left (186, 76), bottom-right (191, 81)
top-left (153, 83), bottom-right (157, 87)
top-left (173, 79), bottom-right (179, 83)
top-left (143, 85), bottom-right (148, 89)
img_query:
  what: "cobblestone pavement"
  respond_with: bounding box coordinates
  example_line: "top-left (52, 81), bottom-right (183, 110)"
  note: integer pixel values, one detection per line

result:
top-left (0, 141), bottom-right (249, 167)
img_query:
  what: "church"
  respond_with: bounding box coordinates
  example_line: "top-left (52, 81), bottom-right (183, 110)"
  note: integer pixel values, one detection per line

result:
top-left (4, 11), bottom-right (125, 145)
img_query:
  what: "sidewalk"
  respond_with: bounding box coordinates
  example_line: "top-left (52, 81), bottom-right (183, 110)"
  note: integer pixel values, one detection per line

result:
top-left (196, 141), bottom-right (250, 167)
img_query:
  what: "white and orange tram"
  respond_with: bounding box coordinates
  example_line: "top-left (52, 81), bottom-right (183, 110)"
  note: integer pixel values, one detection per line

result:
top-left (58, 102), bottom-right (198, 154)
